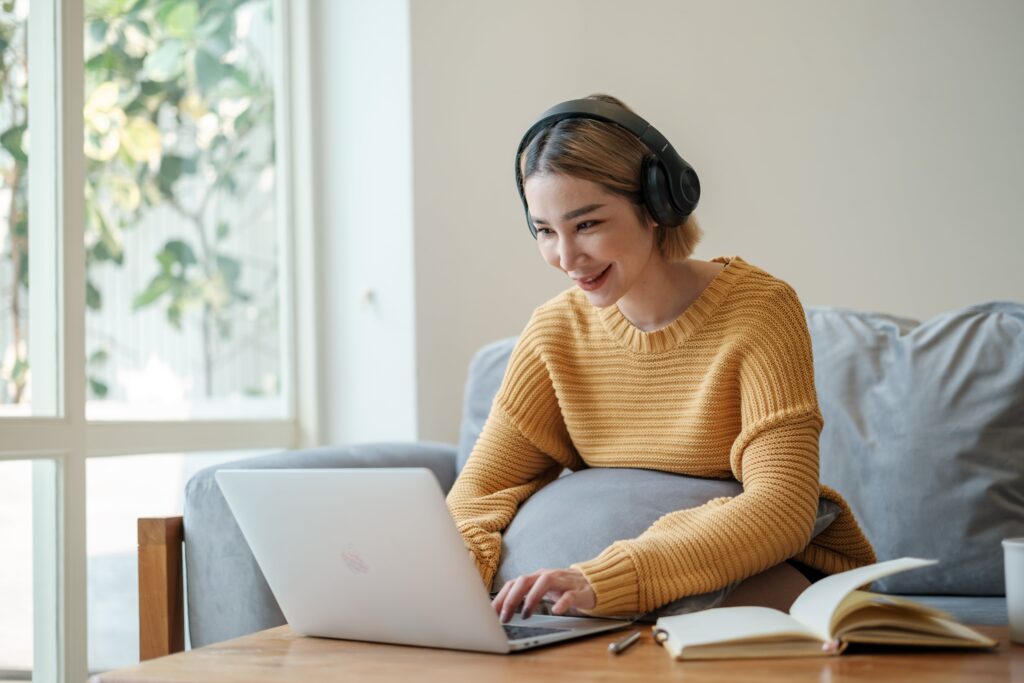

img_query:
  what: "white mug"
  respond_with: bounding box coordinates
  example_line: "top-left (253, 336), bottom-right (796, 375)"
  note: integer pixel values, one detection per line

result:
top-left (1004, 537), bottom-right (1024, 644)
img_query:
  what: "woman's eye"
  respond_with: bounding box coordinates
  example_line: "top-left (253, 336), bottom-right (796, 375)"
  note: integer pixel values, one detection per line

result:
top-left (536, 227), bottom-right (553, 236)
top-left (577, 221), bottom-right (596, 231)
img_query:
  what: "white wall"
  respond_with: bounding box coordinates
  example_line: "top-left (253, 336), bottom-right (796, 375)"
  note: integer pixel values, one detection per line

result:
top-left (408, 0), bottom-right (1024, 445)
top-left (313, 0), bottom-right (418, 444)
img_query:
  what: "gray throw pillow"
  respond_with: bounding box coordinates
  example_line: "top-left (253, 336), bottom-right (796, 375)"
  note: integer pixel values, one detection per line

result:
top-left (493, 468), bottom-right (840, 621)
top-left (808, 302), bottom-right (1024, 595)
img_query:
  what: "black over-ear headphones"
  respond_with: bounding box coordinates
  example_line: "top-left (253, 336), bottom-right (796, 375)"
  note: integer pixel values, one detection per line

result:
top-left (514, 98), bottom-right (700, 238)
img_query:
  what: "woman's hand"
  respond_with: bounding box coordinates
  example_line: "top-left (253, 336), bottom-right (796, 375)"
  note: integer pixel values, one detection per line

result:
top-left (492, 567), bottom-right (596, 622)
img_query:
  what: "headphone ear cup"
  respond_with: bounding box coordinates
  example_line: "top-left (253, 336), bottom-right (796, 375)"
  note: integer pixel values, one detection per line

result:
top-left (641, 155), bottom-right (683, 227)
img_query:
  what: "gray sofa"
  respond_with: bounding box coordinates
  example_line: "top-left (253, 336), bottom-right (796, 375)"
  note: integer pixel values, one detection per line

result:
top-left (182, 302), bottom-right (1023, 648)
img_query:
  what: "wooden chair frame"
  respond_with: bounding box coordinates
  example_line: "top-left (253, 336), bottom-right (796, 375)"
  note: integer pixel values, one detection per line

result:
top-left (137, 516), bottom-right (186, 661)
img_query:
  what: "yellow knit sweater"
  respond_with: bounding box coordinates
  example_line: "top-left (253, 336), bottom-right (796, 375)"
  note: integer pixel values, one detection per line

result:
top-left (446, 256), bottom-right (876, 616)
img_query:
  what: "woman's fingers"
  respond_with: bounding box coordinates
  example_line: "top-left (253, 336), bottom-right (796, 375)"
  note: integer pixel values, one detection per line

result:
top-left (491, 578), bottom-right (513, 613)
top-left (521, 572), bottom-right (556, 619)
top-left (494, 568), bottom-right (596, 622)
top-left (491, 577), bottom-right (520, 619)
top-left (498, 574), bottom-right (536, 623)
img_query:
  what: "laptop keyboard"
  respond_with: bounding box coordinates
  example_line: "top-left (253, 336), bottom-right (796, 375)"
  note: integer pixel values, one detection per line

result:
top-left (503, 624), bottom-right (569, 641)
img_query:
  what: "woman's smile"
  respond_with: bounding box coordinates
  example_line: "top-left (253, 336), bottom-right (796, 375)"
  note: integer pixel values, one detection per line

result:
top-left (573, 265), bottom-right (612, 291)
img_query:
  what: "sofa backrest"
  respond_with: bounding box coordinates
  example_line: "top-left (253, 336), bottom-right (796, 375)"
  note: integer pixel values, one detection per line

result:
top-left (457, 337), bottom-right (517, 474)
top-left (457, 302), bottom-right (1024, 596)
top-left (807, 302), bottom-right (1024, 595)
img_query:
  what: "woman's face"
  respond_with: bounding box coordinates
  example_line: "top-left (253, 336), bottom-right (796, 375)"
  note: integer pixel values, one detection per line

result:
top-left (523, 173), bottom-right (659, 308)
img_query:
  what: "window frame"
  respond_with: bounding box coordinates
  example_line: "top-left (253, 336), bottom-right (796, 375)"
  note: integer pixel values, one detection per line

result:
top-left (0, 1), bottom-right (319, 680)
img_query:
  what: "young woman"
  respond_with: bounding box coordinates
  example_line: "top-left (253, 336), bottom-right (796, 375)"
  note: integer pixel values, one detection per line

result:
top-left (446, 94), bottom-right (875, 623)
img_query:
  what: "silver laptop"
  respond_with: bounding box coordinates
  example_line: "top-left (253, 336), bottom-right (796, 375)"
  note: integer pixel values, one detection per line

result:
top-left (215, 468), bottom-right (631, 653)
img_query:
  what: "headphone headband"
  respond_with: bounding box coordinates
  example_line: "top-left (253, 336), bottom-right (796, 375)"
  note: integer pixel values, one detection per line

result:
top-left (515, 99), bottom-right (700, 238)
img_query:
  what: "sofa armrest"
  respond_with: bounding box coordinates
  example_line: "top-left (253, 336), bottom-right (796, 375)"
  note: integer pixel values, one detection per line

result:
top-left (184, 441), bottom-right (457, 649)
top-left (138, 516), bottom-right (184, 661)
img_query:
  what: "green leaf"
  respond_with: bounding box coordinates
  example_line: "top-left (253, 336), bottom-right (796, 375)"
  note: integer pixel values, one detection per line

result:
top-left (1, 124), bottom-right (28, 164)
top-left (88, 378), bottom-right (109, 398)
top-left (89, 19), bottom-right (109, 44)
top-left (167, 302), bottom-right (183, 328)
top-left (93, 204), bottom-right (125, 263)
top-left (133, 274), bottom-right (174, 309)
top-left (139, 79), bottom-right (164, 96)
top-left (85, 80), bottom-right (120, 113)
top-left (85, 49), bottom-right (120, 73)
top-left (11, 359), bottom-right (28, 383)
top-left (86, 0), bottom-right (137, 19)
top-left (143, 40), bottom-right (185, 82)
top-left (91, 240), bottom-right (114, 263)
top-left (156, 248), bottom-right (176, 271)
top-left (89, 348), bottom-right (110, 365)
top-left (193, 49), bottom-right (230, 92)
top-left (216, 221), bottom-right (229, 240)
top-left (86, 279), bottom-right (102, 310)
top-left (163, 239), bottom-right (197, 267)
top-left (157, 154), bottom-right (196, 196)
top-left (195, 5), bottom-right (229, 36)
top-left (160, 1), bottom-right (199, 39)
top-left (120, 116), bottom-right (162, 163)
top-left (106, 173), bottom-right (142, 212)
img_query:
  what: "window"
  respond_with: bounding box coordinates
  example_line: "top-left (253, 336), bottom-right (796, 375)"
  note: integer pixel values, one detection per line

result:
top-left (0, 1), bottom-right (314, 680)
top-left (0, 458), bottom-right (57, 680)
top-left (0, 0), bottom-right (32, 416)
top-left (83, 0), bottom-right (285, 421)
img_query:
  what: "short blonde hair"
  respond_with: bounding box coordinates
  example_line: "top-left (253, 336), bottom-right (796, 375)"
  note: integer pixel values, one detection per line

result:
top-left (518, 94), bottom-right (702, 262)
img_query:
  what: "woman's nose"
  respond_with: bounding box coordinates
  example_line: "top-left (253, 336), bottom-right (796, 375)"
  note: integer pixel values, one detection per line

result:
top-left (559, 239), bottom-right (582, 272)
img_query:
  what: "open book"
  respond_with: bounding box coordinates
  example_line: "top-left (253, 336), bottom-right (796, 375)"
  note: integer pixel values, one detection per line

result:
top-left (653, 558), bottom-right (998, 660)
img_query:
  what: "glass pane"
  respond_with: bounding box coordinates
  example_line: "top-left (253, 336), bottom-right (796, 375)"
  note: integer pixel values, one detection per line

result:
top-left (0, 3), bottom-right (30, 416)
top-left (83, 0), bottom-right (283, 421)
top-left (0, 458), bottom-right (57, 682)
top-left (86, 449), bottom-right (272, 673)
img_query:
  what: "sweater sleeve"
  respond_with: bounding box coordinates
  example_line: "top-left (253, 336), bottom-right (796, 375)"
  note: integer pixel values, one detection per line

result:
top-left (446, 330), bottom-right (582, 590)
top-left (571, 284), bottom-right (832, 616)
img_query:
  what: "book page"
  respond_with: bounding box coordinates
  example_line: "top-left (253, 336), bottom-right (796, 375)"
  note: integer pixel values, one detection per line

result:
top-left (788, 557), bottom-right (937, 640)
top-left (655, 606), bottom-right (822, 656)
top-left (840, 617), bottom-right (997, 648)
top-left (831, 590), bottom-right (951, 632)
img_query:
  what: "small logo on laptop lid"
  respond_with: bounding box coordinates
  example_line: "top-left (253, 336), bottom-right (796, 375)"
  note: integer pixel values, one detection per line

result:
top-left (341, 545), bottom-right (370, 574)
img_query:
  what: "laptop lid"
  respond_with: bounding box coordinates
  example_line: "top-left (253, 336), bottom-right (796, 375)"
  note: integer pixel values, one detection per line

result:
top-left (219, 467), bottom-right (633, 653)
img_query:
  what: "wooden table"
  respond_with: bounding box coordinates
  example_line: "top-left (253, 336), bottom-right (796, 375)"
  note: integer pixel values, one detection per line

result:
top-left (92, 625), bottom-right (1020, 683)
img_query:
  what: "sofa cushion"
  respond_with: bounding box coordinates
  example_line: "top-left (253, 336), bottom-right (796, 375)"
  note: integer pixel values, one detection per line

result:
top-left (492, 467), bottom-right (841, 620)
top-left (808, 302), bottom-right (1024, 595)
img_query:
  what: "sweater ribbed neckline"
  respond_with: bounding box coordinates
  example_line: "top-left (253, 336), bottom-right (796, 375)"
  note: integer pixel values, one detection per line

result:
top-left (595, 255), bottom-right (749, 354)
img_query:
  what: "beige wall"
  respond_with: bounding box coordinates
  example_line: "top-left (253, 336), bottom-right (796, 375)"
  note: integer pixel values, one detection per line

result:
top-left (408, 0), bottom-right (1024, 445)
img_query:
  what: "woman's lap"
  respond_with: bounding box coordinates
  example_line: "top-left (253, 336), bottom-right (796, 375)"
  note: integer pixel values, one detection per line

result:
top-left (719, 560), bottom-right (812, 612)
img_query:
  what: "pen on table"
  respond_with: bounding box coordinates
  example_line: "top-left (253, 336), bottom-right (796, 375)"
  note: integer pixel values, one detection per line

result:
top-left (608, 629), bottom-right (642, 655)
